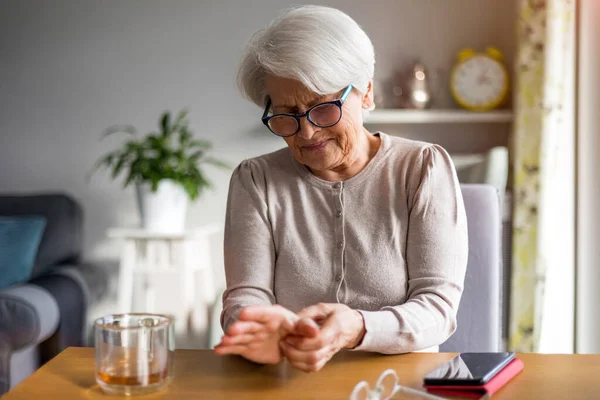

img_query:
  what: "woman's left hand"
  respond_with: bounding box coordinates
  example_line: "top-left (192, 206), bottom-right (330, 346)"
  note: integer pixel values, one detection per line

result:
top-left (280, 303), bottom-right (366, 372)
top-left (214, 305), bottom-right (299, 364)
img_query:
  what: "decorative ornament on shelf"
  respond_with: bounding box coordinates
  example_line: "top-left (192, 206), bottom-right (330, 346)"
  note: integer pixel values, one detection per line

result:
top-left (392, 61), bottom-right (439, 110)
top-left (450, 47), bottom-right (509, 111)
top-left (87, 109), bottom-right (230, 234)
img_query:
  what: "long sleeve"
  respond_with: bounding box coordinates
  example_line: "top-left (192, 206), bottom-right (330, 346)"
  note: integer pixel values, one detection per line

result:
top-left (353, 145), bottom-right (468, 354)
top-left (220, 160), bottom-right (276, 332)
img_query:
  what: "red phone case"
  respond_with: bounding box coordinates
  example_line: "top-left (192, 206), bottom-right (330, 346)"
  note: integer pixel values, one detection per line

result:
top-left (423, 358), bottom-right (524, 399)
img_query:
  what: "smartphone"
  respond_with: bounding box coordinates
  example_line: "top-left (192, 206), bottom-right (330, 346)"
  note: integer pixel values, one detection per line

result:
top-left (423, 352), bottom-right (515, 386)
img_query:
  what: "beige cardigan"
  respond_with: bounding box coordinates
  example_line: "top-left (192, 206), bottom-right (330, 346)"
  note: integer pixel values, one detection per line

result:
top-left (221, 133), bottom-right (468, 354)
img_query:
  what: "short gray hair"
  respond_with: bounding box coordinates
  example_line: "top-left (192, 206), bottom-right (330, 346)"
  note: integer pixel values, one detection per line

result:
top-left (237, 5), bottom-right (375, 107)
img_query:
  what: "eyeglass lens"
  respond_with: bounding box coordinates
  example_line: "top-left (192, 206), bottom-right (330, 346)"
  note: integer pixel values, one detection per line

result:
top-left (268, 102), bottom-right (341, 136)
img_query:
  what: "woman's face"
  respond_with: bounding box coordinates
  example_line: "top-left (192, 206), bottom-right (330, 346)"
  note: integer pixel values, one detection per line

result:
top-left (264, 75), bottom-right (373, 173)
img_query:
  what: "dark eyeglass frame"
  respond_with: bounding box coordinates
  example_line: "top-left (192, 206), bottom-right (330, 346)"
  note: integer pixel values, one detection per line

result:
top-left (261, 85), bottom-right (354, 137)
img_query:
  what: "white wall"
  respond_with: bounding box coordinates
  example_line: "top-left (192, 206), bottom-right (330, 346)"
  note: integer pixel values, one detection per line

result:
top-left (0, 0), bottom-right (516, 301)
top-left (576, 0), bottom-right (600, 354)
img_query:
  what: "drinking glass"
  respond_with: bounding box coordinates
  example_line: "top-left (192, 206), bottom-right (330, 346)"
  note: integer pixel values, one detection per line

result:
top-left (94, 313), bottom-right (175, 396)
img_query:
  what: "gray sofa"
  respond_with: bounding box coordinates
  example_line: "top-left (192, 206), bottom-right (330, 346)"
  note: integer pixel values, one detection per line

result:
top-left (0, 194), bottom-right (108, 394)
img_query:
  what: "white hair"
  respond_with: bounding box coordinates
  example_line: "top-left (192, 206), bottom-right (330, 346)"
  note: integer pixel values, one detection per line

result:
top-left (237, 5), bottom-right (375, 107)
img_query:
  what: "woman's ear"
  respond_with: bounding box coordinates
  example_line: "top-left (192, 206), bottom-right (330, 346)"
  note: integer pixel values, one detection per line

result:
top-left (362, 81), bottom-right (375, 111)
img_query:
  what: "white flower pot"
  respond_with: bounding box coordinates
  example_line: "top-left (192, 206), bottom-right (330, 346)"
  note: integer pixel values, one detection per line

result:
top-left (136, 180), bottom-right (188, 233)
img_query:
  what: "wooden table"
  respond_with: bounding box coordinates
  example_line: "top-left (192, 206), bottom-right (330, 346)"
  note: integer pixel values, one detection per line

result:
top-left (3, 348), bottom-right (600, 399)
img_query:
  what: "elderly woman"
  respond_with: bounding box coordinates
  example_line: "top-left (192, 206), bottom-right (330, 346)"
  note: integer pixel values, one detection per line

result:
top-left (214, 5), bottom-right (468, 372)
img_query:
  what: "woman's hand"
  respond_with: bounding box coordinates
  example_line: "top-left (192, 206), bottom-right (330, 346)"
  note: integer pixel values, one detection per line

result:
top-left (214, 305), bottom-right (299, 364)
top-left (279, 303), bottom-right (366, 372)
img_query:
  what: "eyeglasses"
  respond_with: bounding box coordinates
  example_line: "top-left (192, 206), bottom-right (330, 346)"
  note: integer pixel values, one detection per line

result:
top-left (350, 369), bottom-right (447, 400)
top-left (261, 85), bottom-right (353, 137)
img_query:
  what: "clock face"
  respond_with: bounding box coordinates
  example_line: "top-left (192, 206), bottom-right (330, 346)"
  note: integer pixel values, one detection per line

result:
top-left (452, 55), bottom-right (508, 109)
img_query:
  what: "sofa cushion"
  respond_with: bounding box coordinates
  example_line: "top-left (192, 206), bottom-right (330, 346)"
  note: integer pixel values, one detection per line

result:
top-left (0, 194), bottom-right (82, 278)
top-left (0, 217), bottom-right (46, 289)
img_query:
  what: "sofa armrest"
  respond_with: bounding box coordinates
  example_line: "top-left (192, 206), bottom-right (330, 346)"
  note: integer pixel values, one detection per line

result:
top-left (0, 331), bottom-right (10, 394)
top-left (0, 285), bottom-right (59, 351)
top-left (51, 263), bottom-right (109, 307)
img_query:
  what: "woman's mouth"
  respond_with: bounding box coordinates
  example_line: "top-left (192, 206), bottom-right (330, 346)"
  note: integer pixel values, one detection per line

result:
top-left (301, 139), bottom-right (331, 151)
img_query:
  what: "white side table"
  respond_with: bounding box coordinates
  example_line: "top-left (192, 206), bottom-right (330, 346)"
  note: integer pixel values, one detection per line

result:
top-left (107, 224), bottom-right (221, 336)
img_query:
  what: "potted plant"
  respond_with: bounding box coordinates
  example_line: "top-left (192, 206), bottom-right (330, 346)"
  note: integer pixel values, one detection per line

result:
top-left (89, 109), bottom-right (229, 233)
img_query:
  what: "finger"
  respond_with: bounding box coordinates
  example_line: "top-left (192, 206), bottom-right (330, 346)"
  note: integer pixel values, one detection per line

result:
top-left (287, 315), bottom-right (342, 350)
top-left (284, 318), bottom-right (319, 344)
top-left (285, 335), bottom-right (324, 351)
top-left (294, 318), bottom-right (320, 338)
top-left (280, 341), bottom-right (330, 364)
top-left (221, 333), bottom-right (267, 346)
top-left (313, 314), bottom-right (343, 345)
top-left (239, 305), bottom-right (298, 329)
top-left (296, 303), bottom-right (331, 321)
top-left (214, 344), bottom-right (249, 355)
top-left (226, 321), bottom-right (267, 336)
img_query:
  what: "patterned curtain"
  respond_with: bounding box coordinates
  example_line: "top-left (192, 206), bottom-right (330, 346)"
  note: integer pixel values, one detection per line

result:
top-left (509, 0), bottom-right (575, 352)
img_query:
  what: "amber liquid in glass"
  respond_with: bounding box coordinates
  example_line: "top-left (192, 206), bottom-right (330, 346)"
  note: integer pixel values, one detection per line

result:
top-left (97, 358), bottom-right (168, 386)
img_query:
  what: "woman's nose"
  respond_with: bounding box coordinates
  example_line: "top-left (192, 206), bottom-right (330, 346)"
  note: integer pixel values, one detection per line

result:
top-left (296, 116), bottom-right (319, 140)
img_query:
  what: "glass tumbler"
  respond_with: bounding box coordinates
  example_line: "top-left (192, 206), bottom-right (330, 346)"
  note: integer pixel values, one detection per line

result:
top-left (94, 313), bottom-right (175, 396)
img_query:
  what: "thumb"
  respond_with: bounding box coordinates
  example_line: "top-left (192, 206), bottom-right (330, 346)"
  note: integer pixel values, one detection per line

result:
top-left (314, 314), bottom-right (342, 345)
top-left (296, 304), bottom-right (331, 321)
top-left (294, 317), bottom-right (320, 338)
top-left (280, 312), bottom-right (300, 333)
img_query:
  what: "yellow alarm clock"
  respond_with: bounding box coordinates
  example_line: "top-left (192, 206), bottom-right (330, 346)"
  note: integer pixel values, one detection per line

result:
top-left (450, 47), bottom-right (509, 111)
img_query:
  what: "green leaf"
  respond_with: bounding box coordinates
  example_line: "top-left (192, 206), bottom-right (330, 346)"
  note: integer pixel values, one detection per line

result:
top-left (179, 128), bottom-right (192, 147)
top-left (171, 109), bottom-right (189, 132)
top-left (123, 169), bottom-right (138, 188)
top-left (130, 158), bottom-right (149, 181)
top-left (86, 152), bottom-right (117, 182)
top-left (160, 112), bottom-right (171, 137)
top-left (189, 150), bottom-right (204, 161)
top-left (182, 179), bottom-right (199, 201)
top-left (101, 125), bottom-right (137, 139)
top-left (148, 136), bottom-right (166, 151)
top-left (111, 154), bottom-right (128, 179)
top-left (125, 140), bottom-right (144, 153)
top-left (192, 169), bottom-right (212, 189)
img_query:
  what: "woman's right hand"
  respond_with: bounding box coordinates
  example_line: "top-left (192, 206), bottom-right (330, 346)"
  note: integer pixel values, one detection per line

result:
top-left (214, 305), bottom-right (305, 364)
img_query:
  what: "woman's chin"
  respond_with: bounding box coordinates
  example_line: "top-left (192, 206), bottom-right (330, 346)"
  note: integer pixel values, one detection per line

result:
top-left (302, 159), bottom-right (337, 175)
top-left (297, 150), bottom-right (337, 169)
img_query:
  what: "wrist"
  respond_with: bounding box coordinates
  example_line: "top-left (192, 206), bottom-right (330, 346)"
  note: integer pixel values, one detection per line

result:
top-left (345, 310), bottom-right (366, 349)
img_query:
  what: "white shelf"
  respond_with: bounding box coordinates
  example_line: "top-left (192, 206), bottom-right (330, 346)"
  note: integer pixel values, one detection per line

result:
top-left (107, 223), bottom-right (222, 239)
top-left (364, 109), bottom-right (513, 124)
